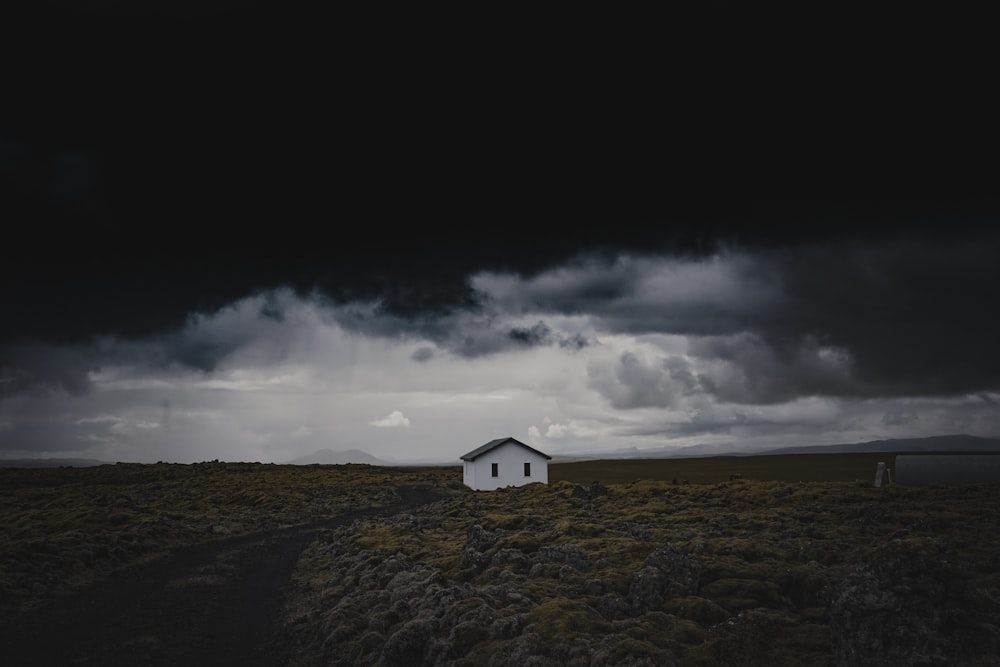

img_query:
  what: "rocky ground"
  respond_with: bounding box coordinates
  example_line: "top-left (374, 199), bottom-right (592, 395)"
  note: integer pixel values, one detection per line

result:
top-left (2, 462), bottom-right (999, 666)
top-left (0, 462), bottom-right (462, 665)
top-left (277, 477), bottom-right (1000, 666)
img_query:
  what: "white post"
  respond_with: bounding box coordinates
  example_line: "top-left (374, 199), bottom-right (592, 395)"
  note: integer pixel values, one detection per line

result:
top-left (874, 461), bottom-right (886, 487)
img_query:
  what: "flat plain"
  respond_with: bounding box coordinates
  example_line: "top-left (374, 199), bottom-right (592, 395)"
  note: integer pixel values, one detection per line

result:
top-left (1, 455), bottom-right (998, 666)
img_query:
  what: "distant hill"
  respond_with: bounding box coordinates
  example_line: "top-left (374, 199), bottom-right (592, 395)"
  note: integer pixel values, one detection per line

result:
top-left (0, 458), bottom-right (109, 468)
top-left (577, 434), bottom-right (1000, 460)
top-left (284, 448), bottom-right (387, 466)
top-left (645, 442), bottom-right (755, 458)
top-left (758, 434), bottom-right (1000, 455)
top-left (599, 441), bottom-right (764, 459)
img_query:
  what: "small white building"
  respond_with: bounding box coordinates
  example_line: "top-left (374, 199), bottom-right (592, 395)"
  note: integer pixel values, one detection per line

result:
top-left (460, 437), bottom-right (551, 490)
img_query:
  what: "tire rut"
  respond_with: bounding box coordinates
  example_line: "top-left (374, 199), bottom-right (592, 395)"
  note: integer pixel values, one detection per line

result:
top-left (1, 487), bottom-right (445, 667)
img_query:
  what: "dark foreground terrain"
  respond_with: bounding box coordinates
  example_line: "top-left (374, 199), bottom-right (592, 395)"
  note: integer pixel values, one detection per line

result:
top-left (0, 462), bottom-right (461, 665)
top-left (2, 457), bottom-right (999, 666)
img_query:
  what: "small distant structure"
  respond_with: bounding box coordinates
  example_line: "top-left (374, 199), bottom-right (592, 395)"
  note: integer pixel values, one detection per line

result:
top-left (460, 437), bottom-right (551, 491)
top-left (873, 461), bottom-right (892, 487)
top-left (895, 455), bottom-right (1000, 485)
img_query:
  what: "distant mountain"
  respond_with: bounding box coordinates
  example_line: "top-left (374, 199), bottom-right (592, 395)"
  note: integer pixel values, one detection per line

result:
top-left (758, 434), bottom-right (1000, 455)
top-left (573, 434), bottom-right (1000, 460)
top-left (284, 448), bottom-right (387, 466)
top-left (648, 442), bottom-right (757, 458)
top-left (599, 442), bottom-right (759, 459)
top-left (0, 458), bottom-right (109, 468)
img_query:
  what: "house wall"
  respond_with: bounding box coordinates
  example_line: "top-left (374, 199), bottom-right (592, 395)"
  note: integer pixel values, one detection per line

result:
top-left (467, 442), bottom-right (548, 490)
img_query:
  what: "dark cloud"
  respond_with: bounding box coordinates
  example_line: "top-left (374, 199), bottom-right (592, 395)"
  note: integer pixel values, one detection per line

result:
top-left (5, 219), bottom-right (998, 407)
top-left (507, 322), bottom-right (553, 347)
top-left (47, 151), bottom-right (100, 204)
top-left (0, 345), bottom-right (97, 398)
top-left (688, 334), bottom-right (863, 404)
top-left (487, 252), bottom-right (778, 338)
top-left (5, 10), bottom-right (997, 462)
top-left (0, 292), bottom-right (300, 398)
top-left (4, 48), bottom-right (1000, 399)
top-left (5, 107), bottom-right (998, 360)
top-left (587, 351), bottom-right (682, 410)
top-left (523, 228), bottom-right (1000, 402)
top-left (0, 416), bottom-right (90, 454)
top-left (159, 336), bottom-right (239, 374)
top-left (259, 296), bottom-right (286, 322)
top-left (752, 233), bottom-right (1000, 398)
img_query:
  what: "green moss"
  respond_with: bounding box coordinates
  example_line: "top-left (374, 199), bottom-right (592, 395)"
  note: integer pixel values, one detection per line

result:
top-left (10, 459), bottom-right (1000, 665)
top-left (662, 595), bottom-right (731, 626)
top-left (526, 598), bottom-right (613, 636)
top-left (700, 578), bottom-right (793, 612)
top-left (479, 513), bottom-right (530, 530)
top-left (447, 620), bottom-right (491, 659)
top-left (501, 530), bottom-right (542, 553)
top-left (606, 637), bottom-right (678, 664)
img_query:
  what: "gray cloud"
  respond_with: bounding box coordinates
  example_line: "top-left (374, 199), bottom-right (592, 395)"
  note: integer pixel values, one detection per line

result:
top-left (475, 232), bottom-right (1000, 401)
top-left (559, 333), bottom-right (591, 350)
top-left (607, 394), bottom-right (845, 443)
top-left (0, 344), bottom-right (99, 398)
top-left (587, 350), bottom-right (683, 410)
top-left (331, 299), bottom-right (583, 359)
top-left (688, 333), bottom-right (863, 404)
top-left (583, 333), bottom-right (864, 411)
top-left (3, 230), bottom-right (999, 464)
top-left (7, 231), bottom-right (999, 411)
top-left (507, 321), bottom-right (552, 346)
top-left (755, 234), bottom-right (1000, 397)
top-left (321, 233), bottom-right (1000, 405)
top-left (0, 290), bottom-right (305, 399)
top-left (475, 252), bottom-right (783, 337)
top-left (151, 293), bottom-right (308, 372)
top-left (411, 346), bottom-right (434, 362)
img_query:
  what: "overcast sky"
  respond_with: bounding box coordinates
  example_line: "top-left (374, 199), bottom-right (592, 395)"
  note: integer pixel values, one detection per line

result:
top-left (3, 14), bottom-right (999, 463)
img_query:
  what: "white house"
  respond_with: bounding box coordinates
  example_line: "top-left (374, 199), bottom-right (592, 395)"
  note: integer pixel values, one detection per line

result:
top-left (460, 437), bottom-right (551, 490)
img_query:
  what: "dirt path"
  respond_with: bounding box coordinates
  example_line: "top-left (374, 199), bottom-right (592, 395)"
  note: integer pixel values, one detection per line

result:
top-left (1, 486), bottom-right (444, 667)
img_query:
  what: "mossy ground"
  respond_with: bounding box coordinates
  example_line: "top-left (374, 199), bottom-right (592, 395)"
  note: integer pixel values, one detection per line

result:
top-left (3, 458), bottom-right (997, 665)
top-left (0, 461), bottom-right (464, 621)
top-left (283, 461), bottom-right (1000, 666)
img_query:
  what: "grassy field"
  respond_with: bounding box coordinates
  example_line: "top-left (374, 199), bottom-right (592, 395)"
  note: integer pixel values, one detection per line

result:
top-left (550, 453), bottom-right (898, 485)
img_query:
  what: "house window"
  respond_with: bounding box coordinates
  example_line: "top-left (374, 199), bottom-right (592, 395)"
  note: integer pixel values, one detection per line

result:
top-left (491, 463), bottom-right (498, 477)
top-left (524, 462), bottom-right (531, 477)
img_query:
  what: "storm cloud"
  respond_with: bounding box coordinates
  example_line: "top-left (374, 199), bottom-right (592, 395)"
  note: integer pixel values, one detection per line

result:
top-left (5, 12), bottom-right (997, 464)
top-left (470, 231), bottom-right (1000, 402)
top-left (3, 225), bottom-right (1000, 463)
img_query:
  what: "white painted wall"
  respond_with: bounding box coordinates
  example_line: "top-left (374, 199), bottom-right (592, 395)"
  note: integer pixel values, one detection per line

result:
top-left (465, 441), bottom-right (548, 490)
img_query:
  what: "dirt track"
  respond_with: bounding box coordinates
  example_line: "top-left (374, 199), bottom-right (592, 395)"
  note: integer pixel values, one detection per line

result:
top-left (1, 486), bottom-right (444, 667)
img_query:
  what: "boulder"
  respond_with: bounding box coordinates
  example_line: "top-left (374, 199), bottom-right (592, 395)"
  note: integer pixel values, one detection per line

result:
top-left (627, 544), bottom-right (700, 613)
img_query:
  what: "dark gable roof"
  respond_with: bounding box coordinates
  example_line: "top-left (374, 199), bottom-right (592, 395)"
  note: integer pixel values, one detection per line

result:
top-left (460, 437), bottom-right (552, 462)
